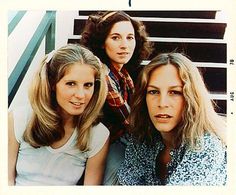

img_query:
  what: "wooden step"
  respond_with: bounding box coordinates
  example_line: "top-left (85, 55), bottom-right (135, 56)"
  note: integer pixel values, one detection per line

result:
top-left (142, 60), bottom-right (227, 68)
top-left (73, 18), bottom-right (226, 39)
top-left (141, 21), bottom-right (226, 39)
top-left (150, 41), bottom-right (226, 63)
top-left (78, 11), bottom-right (217, 19)
top-left (209, 93), bottom-right (227, 100)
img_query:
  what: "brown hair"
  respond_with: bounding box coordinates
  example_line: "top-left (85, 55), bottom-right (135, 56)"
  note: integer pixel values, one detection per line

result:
top-left (80, 11), bottom-right (153, 79)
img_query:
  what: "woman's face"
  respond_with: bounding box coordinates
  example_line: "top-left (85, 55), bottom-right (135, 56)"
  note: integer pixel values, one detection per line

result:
top-left (55, 63), bottom-right (95, 121)
top-left (146, 64), bottom-right (185, 139)
top-left (104, 21), bottom-right (136, 69)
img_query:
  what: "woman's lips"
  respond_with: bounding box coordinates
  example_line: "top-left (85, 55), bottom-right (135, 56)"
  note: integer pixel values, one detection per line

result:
top-left (154, 114), bottom-right (172, 122)
top-left (155, 114), bottom-right (172, 118)
top-left (70, 101), bottom-right (84, 107)
top-left (117, 52), bottom-right (129, 56)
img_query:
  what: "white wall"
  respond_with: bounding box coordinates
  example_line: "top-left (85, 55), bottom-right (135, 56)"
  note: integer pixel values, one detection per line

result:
top-left (55, 11), bottom-right (78, 48)
top-left (8, 11), bottom-right (45, 77)
top-left (8, 11), bottom-right (18, 24)
top-left (8, 10), bottom-right (78, 110)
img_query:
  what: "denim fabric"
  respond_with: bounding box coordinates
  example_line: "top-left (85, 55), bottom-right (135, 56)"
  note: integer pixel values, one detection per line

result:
top-left (103, 138), bottom-right (127, 185)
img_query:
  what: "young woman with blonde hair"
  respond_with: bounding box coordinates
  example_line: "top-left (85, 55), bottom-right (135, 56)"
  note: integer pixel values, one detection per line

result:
top-left (118, 52), bottom-right (227, 185)
top-left (8, 44), bottom-right (109, 185)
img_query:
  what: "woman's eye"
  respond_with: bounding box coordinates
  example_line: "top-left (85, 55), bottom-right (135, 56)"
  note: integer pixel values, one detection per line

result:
top-left (127, 36), bottom-right (134, 40)
top-left (111, 36), bottom-right (119, 40)
top-left (147, 90), bottom-right (159, 95)
top-left (66, 82), bottom-right (75, 86)
top-left (170, 90), bottom-right (183, 95)
top-left (84, 82), bottom-right (94, 88)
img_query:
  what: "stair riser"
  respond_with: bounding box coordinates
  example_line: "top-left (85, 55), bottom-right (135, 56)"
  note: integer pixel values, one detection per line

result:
top-left (78, 11), bottom-right (217, 19)
top-left (73, 19), bottom-right (226, 39)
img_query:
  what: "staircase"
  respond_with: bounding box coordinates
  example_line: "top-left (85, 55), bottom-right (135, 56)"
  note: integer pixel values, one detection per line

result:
top-left (68, 10), bottom-right (227, 114)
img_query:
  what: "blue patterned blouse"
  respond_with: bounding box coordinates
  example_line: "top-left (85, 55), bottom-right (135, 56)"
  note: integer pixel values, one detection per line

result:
top-left (117, 132), bottom-right (227, 185)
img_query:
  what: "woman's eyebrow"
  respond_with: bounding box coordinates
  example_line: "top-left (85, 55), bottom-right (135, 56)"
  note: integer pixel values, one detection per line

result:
top-left (109, 33), bottom-right (120, 35)
top-left (147, 84), bottom-right (159, 89)
top-left (170, 85), bottom-right (183, 89)
top-left (147, 84), bottom-right (183, 89)
top-left (109, 32), bottom-right (134, 36)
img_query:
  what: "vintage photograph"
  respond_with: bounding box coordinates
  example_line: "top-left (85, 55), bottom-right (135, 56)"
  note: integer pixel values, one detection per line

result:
top-left (8, 10), bottom-right (227, 185)
top-left (1, 1), bottom-right (235, 194)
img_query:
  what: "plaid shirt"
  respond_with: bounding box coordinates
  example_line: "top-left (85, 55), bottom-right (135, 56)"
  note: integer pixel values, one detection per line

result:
top-left (102, 65), bottom-right (134, 142)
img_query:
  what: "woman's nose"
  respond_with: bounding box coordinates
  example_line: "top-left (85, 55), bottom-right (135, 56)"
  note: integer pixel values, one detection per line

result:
top-left (74, 88), bottom-right (85, 98)
top-left (120, 38), bottom-right (128, 48)
top-left (158, 94), bottom-right (169, 107)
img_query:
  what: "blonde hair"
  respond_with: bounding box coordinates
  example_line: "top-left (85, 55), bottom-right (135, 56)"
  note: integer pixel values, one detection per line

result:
top-left (130, 52), bottom-right (226, 148)
top-left (24, 44), bottom-right (108, 151)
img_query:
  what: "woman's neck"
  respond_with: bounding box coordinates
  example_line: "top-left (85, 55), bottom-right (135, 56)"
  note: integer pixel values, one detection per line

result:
top-left (63, 117), bottom-right (75, 132)
top-left (160, 133), bottom-right (176, 149)
top-left (111, 62), bottom-right (124, 72)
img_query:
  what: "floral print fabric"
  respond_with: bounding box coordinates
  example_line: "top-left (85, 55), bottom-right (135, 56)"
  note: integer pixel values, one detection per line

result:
top-left (118, 132), bottom-right (227, 185)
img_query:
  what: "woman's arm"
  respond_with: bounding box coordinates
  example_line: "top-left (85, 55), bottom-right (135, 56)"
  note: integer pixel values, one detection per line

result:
top-left (83, 137), bottom-right (110, 185)
top-left (8, 112), bottom-right (19, 185)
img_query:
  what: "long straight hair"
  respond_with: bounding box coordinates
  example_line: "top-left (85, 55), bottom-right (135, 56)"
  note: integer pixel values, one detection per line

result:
top-left (130, 53), bottom-right (226, 148)
top-left (24, 44), bottom-right (108, 151)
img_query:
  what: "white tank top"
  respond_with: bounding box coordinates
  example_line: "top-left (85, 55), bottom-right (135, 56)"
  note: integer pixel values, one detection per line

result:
top-left (13, 106), bottom-right (109, 185)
